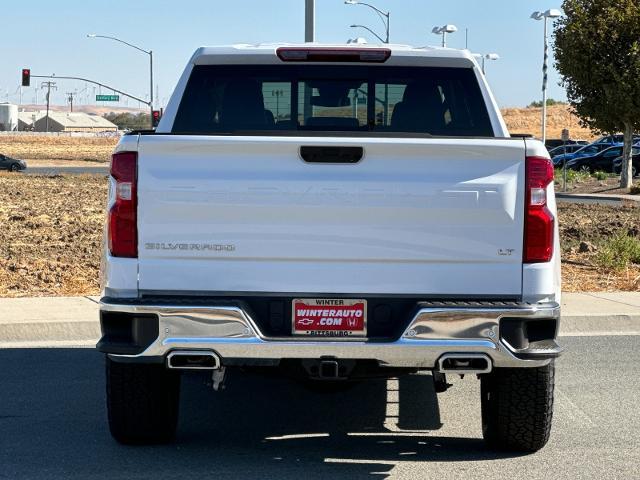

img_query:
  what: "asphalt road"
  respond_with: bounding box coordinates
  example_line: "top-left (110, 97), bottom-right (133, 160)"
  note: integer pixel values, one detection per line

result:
top-left (0, 336), bottom-right (638, 479)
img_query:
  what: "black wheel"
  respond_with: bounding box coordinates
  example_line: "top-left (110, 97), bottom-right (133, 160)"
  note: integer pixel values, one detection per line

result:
top-left (481, 362), bottom-right (555, 452)
top-left (9, 163), bottom-right (20, 172)
top-left (106, 357), bottom-right (181, 444)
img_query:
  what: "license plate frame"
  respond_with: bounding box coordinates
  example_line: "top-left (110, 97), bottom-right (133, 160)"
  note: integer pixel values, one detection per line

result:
top-left (291, 298), bottom-right (367, 337)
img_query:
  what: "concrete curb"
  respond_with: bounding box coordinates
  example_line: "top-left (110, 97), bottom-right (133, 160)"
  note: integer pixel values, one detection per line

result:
top-left (0, 320), bottom-right (100, 344)
top-left (559, 314), bottom-right (640, 336)
top-left (556, 192), bottom-right (640, 205)
top-left (0, 296), bottom-right (100, 347)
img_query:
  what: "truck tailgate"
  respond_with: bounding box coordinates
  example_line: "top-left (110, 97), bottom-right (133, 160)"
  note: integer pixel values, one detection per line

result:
top-left (136, 135), bottom-right (526, 296)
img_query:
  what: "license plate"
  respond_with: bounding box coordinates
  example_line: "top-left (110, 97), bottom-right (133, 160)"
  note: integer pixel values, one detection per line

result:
top-left (292, 299), bottom-right (367, 337)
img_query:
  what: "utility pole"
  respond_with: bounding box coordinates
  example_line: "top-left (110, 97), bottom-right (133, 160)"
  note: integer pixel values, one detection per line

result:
top-left (304, 0), bottom-right (315, 125)
top-left (41, 81), bottom-right (57, 132)
top-left (66, 92), bottom-right (77, 112)
top-left (305, 0), bottom-right (315, 42)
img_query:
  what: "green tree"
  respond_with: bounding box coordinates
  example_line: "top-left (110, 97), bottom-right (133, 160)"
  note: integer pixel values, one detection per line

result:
top-left (103, 112), bottom-right (151, 130)
top-left (554, 0), bottom-right (640, 189)
top-left (528, 98), bottom-right (566, 108)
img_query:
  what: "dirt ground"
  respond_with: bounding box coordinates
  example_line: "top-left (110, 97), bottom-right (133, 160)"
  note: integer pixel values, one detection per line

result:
top-left (0, 174), bottom-right (106, 297)
top-left (559, 202), bottom-right (640, 291)
top-left (555, 175), bottom-right (640, 195)
top-left (0, 173), bottom-right (638, 297)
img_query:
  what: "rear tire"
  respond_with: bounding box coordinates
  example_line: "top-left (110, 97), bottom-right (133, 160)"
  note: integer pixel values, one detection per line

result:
top-left (481, 362), bottom-right (555, 452)
top-left (106, 357), bottom-right (181, 444)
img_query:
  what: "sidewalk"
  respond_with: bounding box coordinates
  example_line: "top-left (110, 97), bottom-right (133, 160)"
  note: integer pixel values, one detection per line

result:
top-left (0, 293), bottom-right (638, 347)
top-left (0, 296), bottom-right (101, 347)
top-left (556, 192), bottom-right (640, 205)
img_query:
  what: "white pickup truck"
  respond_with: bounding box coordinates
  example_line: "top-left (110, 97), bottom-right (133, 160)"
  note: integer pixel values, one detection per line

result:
top-left (98, 43), bottom-right (562, 451)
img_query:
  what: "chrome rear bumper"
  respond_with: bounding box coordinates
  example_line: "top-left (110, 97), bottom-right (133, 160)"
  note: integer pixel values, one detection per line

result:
top-left (99, 300), bottom-right (562, 369)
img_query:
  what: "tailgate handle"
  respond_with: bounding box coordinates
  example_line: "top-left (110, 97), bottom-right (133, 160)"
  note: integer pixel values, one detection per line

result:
top-left (300, 146), bottom-right (363, 164)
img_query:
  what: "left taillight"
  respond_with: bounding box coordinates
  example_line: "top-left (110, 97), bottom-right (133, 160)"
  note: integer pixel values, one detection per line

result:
top-left (108, 152), bottom-right (137, 258)
top-left (524, 156), bottom-right (554, 263)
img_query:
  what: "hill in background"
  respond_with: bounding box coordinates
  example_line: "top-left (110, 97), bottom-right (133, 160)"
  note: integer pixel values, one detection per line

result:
top-left (501, 104), bottom-right (596, 141)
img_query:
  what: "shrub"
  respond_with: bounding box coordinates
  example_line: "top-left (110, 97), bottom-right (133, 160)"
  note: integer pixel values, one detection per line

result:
top-left (593, 170), bottom-right (608, 181)
top-left (556, 167), bottom-right (591, 184)
top-left (630, 184), bottom-right (640, 195)
top-left (528, 98), bottom-right (567, 108)
top-left (595, 232), bottom-right (640, 271)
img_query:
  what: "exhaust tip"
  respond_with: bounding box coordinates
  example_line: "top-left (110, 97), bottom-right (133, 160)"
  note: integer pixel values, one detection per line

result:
top-left (167, 350), bottom-right (221, 370)
top-left (437, 354), bottom-right (492, 374)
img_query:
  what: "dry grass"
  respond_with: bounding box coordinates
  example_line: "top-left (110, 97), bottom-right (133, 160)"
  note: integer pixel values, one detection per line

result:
top-left (0, 134), bottom-right (117, 163)
top-left (562, 262), bottom-right (640, 292)
top-left (558, 203), bottom-right (640, 292)
top-left (501, 104), bottom-right (597, 141)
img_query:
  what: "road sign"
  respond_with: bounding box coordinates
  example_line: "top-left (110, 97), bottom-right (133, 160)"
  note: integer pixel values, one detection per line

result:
top-left (96, 95), bottom-right (119, 102)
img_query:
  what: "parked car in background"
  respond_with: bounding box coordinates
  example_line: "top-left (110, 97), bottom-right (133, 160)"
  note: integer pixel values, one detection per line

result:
top-left (0, 154), bottom-right (27, 172)
top-left (613, 153), bottom-right (640, 177)
top-left (545, 138), bottom-right (588, 150)
top-left (548, 144), bottom-right (584, 158)
top-left (552, 142), bottom-right (620, 166)
top-left (594, 134), bottom-right (640, 145)
top-left (566, 145), bottom-right (635, 172)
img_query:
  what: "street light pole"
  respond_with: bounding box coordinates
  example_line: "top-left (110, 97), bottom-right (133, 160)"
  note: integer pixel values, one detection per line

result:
top-left (87, 34), bottom-right (154, 127)
top-left (482, 53), bottom-right (500, 75)
top-left (542, 17), bottom-right (548, 143)
top-left (149, 50), bottom-right (154, 119)
top-left (432, 25), bottom-right (458, 48)
top-left (531, 9), bottom-right (561, 144)
top-left (345, 1), bottom-right (389, 43)
top-left (345, 0), bottom-right (390, 124)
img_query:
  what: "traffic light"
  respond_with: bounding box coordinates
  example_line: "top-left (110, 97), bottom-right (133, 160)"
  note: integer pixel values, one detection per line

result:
top-left (152, 110), bottom-right (161, 127)
top-left (21, 68), bottom-right (31, 87)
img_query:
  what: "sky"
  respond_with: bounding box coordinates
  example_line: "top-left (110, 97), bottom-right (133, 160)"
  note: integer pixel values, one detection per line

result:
top-left (0, 0), bottom-right (566, 110)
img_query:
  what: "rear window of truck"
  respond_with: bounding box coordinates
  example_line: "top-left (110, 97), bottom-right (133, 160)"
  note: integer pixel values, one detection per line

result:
top-left (172, 65), bottom-right (494, 137)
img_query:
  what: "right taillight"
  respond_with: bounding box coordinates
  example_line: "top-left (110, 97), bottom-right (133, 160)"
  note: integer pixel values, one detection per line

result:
top-left (108, 152), bottom-right (137, 258)
top-left (524, 156), bottom-right (554, 263)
